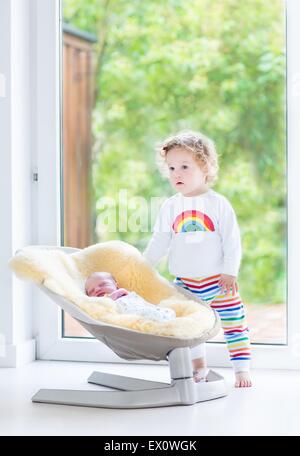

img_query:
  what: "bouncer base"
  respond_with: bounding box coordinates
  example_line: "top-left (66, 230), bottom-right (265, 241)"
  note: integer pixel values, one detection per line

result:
top-left (32, 368), bottom-right (227, 409)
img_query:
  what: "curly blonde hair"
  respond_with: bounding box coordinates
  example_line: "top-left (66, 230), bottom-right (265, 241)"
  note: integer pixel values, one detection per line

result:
top-left (155, 130), bottom-right (219, 186)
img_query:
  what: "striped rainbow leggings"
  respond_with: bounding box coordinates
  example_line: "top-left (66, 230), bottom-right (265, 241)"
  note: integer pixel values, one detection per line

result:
top-left (174, 274), bottom-right (251, 372)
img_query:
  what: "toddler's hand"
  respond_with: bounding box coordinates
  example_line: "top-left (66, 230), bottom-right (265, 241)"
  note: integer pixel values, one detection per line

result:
top-left (218, 274), bottom-right (238, 296)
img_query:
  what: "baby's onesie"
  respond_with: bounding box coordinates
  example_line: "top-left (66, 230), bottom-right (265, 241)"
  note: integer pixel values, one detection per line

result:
top-left (116, 291), bottom-right (176, 322)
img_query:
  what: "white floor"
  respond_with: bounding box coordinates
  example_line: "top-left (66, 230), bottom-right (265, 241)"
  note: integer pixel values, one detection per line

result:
top-left (0, 361), bottom-right (299, 436)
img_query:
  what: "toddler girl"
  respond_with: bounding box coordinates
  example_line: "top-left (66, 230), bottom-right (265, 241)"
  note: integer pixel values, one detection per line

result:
top-left (143, 131), bottom-right (252, 388)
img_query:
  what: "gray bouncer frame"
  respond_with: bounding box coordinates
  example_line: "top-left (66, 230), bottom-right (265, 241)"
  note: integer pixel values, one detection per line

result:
top-left (24, 246), bottom-right (227, 408)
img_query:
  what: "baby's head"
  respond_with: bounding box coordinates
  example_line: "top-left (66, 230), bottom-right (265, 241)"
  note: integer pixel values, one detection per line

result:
top-left (85, 272), bottom-right (118, 297)
top-left (156, 130), bottom-right (219, 196)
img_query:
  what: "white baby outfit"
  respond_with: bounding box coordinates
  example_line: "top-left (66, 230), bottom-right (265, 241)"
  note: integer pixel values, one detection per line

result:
top-left (116, 291), bottom-right (176, 322)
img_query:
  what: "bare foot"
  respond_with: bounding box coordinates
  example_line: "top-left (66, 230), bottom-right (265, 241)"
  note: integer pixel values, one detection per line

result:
top-left (192, 357), bottom-right (208, 383)
top-left (235, 371), bottom-right (252, 388)
top-left (193, 368), bottom-right (209, 383)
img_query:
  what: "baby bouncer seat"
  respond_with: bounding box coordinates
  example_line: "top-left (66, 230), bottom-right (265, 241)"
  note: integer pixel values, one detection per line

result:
top-left (9, 240), bottom-right (227, 409)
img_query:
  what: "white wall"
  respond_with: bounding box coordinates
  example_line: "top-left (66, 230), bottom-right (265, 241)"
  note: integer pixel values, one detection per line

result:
top-left (0, 0), bottom-right (37, 366)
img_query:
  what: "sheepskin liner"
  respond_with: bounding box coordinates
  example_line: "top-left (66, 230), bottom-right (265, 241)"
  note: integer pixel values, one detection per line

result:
top-left (9, 240), bottom-right (218, 339)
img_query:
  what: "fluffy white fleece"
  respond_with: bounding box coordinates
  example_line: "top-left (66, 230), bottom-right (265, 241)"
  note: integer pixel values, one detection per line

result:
top-left (8, 240), bottom-right (216, 338)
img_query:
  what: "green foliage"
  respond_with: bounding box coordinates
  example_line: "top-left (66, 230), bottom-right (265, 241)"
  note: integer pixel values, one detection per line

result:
top-left (64, 0), bottom-right (286, 305)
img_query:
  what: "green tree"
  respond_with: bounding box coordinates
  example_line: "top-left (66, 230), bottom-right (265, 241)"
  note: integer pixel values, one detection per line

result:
top-left (64, 0), bottom-right (286, 305)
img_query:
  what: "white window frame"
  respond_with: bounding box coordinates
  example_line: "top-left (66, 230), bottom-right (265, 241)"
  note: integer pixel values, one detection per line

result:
top-left (34, 0), bottom-right (300, 369)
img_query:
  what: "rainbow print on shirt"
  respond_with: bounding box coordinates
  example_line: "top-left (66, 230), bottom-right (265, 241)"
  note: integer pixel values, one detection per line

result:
top-left (172, 210), bottom-right (215, 233)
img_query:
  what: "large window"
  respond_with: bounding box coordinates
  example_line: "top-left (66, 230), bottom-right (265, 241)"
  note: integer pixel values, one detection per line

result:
top-left (62, 0), bottom-right (287, 346)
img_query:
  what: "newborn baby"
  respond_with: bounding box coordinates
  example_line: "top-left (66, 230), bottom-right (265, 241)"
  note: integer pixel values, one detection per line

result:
top-left (85, 272), bottom-right (176, 322)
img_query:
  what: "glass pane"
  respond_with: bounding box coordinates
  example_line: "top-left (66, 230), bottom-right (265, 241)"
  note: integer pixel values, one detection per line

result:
top-left (62, 0), bottom-right (287, 344)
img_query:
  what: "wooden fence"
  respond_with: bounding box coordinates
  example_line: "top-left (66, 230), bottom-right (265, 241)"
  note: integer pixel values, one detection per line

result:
top-left (63, 24), bottom-right (97, 248)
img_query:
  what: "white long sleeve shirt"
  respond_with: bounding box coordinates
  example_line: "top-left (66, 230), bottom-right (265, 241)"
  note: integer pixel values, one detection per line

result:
top-left (143, 189), bottom-right (242, 278)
